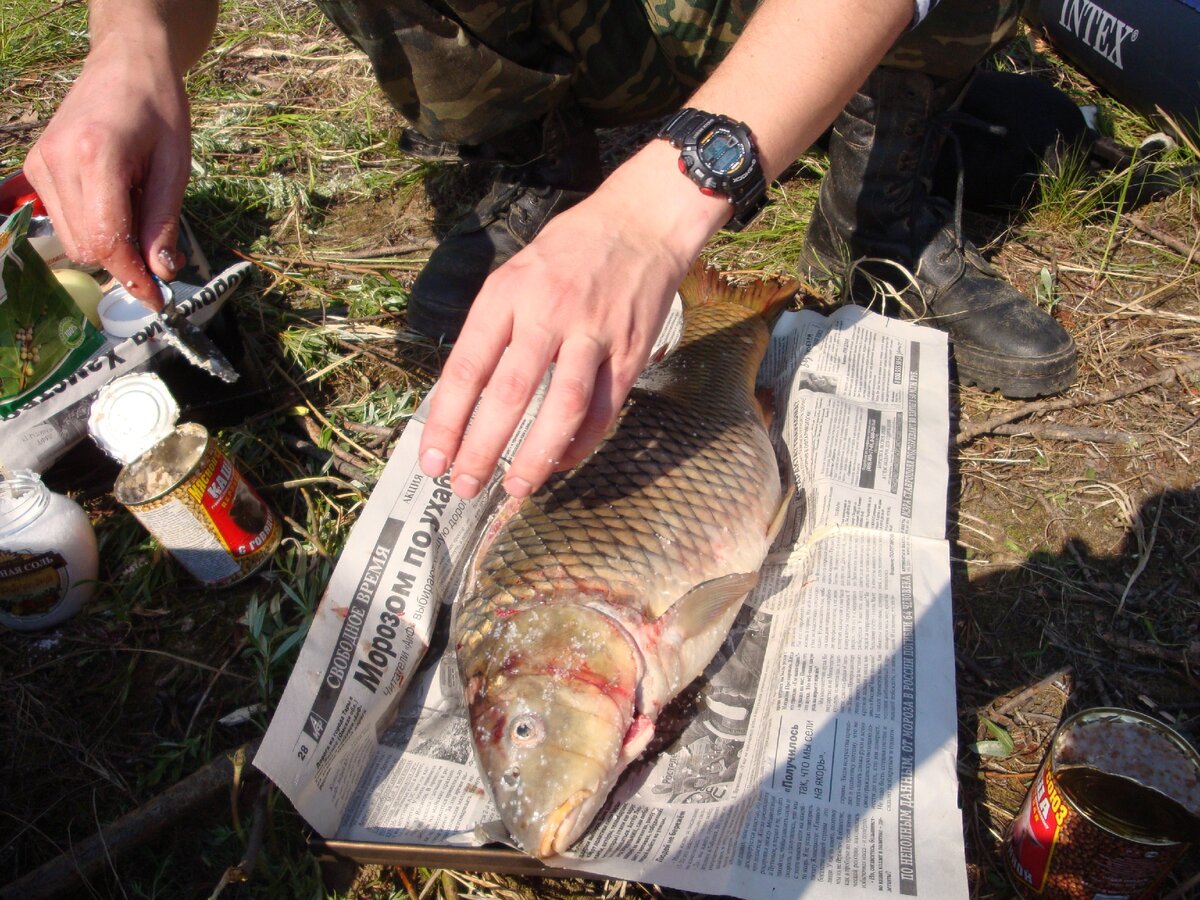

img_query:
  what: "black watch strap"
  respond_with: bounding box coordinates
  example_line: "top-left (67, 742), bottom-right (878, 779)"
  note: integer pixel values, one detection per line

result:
top-left (657, 108), bottom-right (767, 231)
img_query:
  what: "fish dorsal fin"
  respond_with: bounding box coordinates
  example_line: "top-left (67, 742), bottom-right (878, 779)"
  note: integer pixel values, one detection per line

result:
top-left (660, 571), bottom-right (759, 641)
top-left (678, 261), bottom-right (798, 324)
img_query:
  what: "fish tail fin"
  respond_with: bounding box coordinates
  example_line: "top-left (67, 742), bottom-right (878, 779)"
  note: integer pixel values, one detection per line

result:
top-left (678, 260), bottom-right (798, 325)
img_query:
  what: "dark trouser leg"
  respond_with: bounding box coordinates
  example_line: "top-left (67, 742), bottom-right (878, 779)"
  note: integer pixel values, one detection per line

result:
top-left (316, 0), bottom-right (758, 144)
top-left (803, 0), bottom-right (1078, 398)
top-left (315, 0), bottom-right (758, 340)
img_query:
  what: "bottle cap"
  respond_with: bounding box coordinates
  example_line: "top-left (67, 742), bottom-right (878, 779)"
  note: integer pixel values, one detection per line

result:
top-left (97, 279), bottom-right (173, 339)
top-left (88, 372), bottom-right (180, 464)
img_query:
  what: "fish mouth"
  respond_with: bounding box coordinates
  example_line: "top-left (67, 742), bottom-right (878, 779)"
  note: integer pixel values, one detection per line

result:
top-left (537, 789), bottom-right (592, 858)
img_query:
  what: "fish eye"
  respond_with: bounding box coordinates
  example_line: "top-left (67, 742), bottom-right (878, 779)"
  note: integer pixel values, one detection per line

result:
top-left (509, 713), bottom-right (545, 747)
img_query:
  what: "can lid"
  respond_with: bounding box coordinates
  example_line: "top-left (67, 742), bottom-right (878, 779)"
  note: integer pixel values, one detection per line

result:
top-left (88, 372), bottom-right (180, 464)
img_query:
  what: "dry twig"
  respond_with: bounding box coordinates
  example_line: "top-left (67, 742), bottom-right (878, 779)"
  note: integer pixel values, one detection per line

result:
top-left (956, 357), bottom-right (1200, 444)
top-left (1128, 215), bottom-right (1200, 266)
top-left (985, 423), bottom-right (1134, 444)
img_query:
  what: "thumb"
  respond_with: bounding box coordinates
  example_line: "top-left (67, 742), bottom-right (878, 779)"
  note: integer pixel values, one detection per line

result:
top-left (138, 148), bottom-right (190, 282)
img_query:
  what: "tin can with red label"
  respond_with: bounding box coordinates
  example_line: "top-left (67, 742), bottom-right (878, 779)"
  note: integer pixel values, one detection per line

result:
top-left (1003, 707), bottom-right (1200, 899)
top-left (88, 373), bottom-right (280, 586)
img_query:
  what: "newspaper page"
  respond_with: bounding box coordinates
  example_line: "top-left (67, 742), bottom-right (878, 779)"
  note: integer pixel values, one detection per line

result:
top-left (256, 304), bottom-right (966, 898)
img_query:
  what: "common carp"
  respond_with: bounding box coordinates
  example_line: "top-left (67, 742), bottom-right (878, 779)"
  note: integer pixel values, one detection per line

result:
top-left (452, 263), bottom-right (796, 858)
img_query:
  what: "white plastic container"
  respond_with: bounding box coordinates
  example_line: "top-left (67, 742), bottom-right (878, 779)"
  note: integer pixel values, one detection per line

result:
top-left (0, 470), bottom-right (99, 630)
top-left (98, 279), bottom-right (173, 340)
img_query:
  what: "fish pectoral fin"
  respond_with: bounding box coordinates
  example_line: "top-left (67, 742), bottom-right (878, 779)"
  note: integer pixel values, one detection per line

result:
top-left (766, 482), bottom-right (796, 549)
top-left (620, 714), bottom-right (656, 765)
top-left (662, 571), bottom-right (759, 641)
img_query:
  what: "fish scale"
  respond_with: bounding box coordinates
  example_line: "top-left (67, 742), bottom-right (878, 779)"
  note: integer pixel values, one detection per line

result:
top-left (452, 264), bottom-right (797, 857)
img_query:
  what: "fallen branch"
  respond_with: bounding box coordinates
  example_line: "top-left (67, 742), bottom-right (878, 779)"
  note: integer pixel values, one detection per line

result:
top-left (994, 670), bottom-right (1072, 717)
top-left (1128, 215), bottom-right (1199, 266)
top-left (317, 239), bottom-right (437, 260)
top-left (0, 741), bottom-right (261, 900)
top-left (956, 356), bottom-right (1200, 444)
top-left (1101, 631), bottom-right (1200, 671)
top-left (985, 423), bottom-right (1134, 444)
top-left (276, 362), bottom-right (384, 465)
top-left (341, 420), bottom-right (395, 438)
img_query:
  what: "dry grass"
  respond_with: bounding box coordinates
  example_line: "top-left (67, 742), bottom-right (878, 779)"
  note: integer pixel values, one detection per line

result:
top-left (1, 2), bottom-right (1198, 898)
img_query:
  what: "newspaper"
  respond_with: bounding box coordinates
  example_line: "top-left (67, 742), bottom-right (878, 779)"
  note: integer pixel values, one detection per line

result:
top-left (0, 260), bottom-right (252, 473)
top-left (256, 304), bottom-right (966, 898)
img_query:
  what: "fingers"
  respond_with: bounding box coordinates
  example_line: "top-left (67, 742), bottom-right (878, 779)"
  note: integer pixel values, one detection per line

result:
top-left (447, 324), bottom-right (563, 498)
top-left (27, 135), bottom-right (164, 311)
top-left (418, 303), bottom-right (520, 498)
top-left (553, 357), bottom-right (626, 473)
top-left (140, 144), bottom-right (190, 283)
top-left (23, 145), bottom-right (81, 263)
top-left (503, 336), bottom-right (607, 497)
top-left (420, 321), bottom-right (641, 501)
top-left (87, 191), bottom-right (162, 311)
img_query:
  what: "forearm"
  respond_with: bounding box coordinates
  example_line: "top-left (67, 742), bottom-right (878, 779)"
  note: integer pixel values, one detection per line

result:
top-left (23, 1), bottom-right (217, 301)
top-left (688, 0), bottom-right (913, 180)
top-left (86, 0), bottom-right (219, 74)
top-left (418, 0), bottom-right (921, 500)
top-left (601, 0), bottom-right (913, 250)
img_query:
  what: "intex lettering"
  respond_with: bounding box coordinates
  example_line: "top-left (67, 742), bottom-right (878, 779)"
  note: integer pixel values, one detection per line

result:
top-left (1059, 0), bottom-right (1138, 69)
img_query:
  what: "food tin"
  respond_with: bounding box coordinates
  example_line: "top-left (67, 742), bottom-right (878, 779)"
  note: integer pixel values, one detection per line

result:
top-left (1003, 707), bottom-right (1200, 899)
top-left (88, 372), bottom-right (280, 587)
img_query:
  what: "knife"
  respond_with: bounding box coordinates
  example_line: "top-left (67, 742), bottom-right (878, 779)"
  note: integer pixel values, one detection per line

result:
top-left (158, 295), bottom-right (240, 384)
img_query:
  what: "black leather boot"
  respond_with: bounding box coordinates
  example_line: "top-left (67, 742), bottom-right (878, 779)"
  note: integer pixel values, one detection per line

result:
top-left (407, 111), bottom-right (603, 342)
top-left (801, 69), bottom-right (1077, 398)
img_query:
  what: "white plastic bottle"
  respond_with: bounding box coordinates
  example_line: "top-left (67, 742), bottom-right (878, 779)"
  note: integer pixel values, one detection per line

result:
top-left (0, 470), bottom-right (99, 631)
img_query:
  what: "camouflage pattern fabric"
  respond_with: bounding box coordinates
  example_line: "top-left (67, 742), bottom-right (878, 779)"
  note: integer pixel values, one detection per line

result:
top-left (316, 0), bottom-right (1020, 146)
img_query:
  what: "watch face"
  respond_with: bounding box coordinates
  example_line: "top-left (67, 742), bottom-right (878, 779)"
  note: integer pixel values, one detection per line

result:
top-left (698, 127), bottom-right (746, 176)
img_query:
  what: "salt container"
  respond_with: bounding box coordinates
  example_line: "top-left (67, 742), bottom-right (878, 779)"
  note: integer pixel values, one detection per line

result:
top-left (0, 470), bottom-right (99, 630)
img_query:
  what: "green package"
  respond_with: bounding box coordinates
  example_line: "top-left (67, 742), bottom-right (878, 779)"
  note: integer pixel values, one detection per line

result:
top-left (0, 203), bottom-right (106, 416)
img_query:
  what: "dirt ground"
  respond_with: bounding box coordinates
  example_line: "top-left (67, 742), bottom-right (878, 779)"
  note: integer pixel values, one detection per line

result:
top-left (2, 9), bottom-right (1199, 900)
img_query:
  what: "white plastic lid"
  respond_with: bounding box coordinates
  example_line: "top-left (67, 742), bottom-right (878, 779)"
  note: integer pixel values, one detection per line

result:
top-left (88, 372), bottom-right (180, 464)
top-left (97, 280), bottom-right (173, 339)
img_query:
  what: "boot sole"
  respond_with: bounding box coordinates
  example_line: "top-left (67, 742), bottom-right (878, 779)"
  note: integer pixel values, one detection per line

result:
top-left (951, 342), bottom-right (1077, 399)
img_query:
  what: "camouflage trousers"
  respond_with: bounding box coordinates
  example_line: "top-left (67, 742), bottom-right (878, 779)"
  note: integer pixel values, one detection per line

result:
top-left (317, 0), bottom-right (1021, 147)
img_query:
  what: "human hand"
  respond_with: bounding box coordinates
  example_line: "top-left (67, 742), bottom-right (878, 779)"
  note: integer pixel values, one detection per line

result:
top-left (417, 142), bottom-right (731, 500)
top-left (24, 38), bottom-right (192, 311)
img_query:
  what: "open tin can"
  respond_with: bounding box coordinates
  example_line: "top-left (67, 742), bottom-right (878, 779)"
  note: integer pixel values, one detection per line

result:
top-left (1003, 707), bottom-right (1200, 899)
top-left (89, 372), bottom-right (280, 587)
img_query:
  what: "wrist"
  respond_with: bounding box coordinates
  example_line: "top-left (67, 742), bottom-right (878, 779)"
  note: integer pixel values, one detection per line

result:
top-left (656, 109), bottom-right (767, 230)
top-left (87, 1), bottom-right (217, 75)
top-left (600, 141), bottom-right (738, 264)
top-left (88, 25), bottom-right (177, 75)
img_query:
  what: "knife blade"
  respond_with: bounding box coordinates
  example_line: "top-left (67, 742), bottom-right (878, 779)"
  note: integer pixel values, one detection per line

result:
top-left (158, 299), bottom-right (240, 384)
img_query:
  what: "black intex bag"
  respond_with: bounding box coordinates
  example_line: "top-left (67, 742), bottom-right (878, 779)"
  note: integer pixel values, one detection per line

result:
top-left (1024, 0), bottom-right (1200, 138)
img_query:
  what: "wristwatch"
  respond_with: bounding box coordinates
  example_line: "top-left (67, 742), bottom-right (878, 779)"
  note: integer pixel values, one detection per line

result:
top-left (657, 108), bottom-right (767, 231)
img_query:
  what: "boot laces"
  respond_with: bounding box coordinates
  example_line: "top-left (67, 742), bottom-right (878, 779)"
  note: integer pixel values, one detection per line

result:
top-left (919, 110), bottom-right (1008, 252)
top-left (848, 110), bottom-right (1008, 322)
